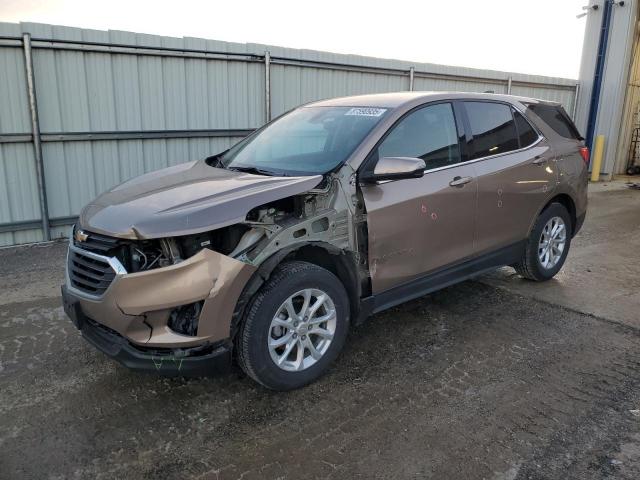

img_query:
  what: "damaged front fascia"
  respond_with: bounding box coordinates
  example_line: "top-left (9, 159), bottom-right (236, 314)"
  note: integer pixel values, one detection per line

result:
top-left (72, 166), bottom-right (369, 350)
top-left (70, 248), bottom-right (256, 348)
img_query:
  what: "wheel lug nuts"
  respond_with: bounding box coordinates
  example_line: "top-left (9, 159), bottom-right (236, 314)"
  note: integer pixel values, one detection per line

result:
top-left (293, 333), bottom-right (297, 338)
top-left (302, 335), bottom-right (306, 340)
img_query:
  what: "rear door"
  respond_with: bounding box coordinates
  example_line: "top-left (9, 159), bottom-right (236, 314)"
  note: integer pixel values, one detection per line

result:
top-left (463, 101), bottom-right (557, 254)
top-left (360, 102), bottom-right (477, 294)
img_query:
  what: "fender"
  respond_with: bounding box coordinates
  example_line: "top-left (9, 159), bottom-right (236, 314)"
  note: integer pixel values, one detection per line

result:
top-left (229, 241), bottom-right (363, 342)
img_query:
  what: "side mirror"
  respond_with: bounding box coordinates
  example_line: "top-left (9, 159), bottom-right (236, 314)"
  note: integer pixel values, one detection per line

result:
top-left (360, 157), bottom-right (426, 184)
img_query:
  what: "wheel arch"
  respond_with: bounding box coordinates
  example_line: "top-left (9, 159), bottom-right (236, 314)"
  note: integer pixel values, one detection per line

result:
top-left (534, 193), bottom-right (577, 237)
top-left (229, 242), bottom-right (362, 344)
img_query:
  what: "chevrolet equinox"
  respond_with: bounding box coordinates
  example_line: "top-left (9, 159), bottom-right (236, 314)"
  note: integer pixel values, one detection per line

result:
top-left (62, 92), bottom-right (588, 390)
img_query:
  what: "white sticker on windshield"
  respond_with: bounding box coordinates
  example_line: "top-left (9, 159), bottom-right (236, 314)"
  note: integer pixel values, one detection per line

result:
top-left (345, 107), bottom-right (387, 117)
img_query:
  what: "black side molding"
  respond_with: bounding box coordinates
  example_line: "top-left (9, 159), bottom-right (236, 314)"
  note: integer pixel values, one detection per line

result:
top-left (359, 241), bottom-right (526, 316)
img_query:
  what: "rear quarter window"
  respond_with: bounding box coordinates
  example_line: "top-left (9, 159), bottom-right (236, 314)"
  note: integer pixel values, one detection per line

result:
top-left (527, 104), bottom-right (582, 140)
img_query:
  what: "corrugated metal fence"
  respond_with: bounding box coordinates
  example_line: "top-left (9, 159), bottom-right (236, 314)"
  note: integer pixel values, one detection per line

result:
top-left (0, 21), bottom-right (579, 247)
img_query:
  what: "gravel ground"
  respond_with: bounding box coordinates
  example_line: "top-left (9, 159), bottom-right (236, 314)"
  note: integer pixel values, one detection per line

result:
top-left (1, 184), bottom-right (640, 479)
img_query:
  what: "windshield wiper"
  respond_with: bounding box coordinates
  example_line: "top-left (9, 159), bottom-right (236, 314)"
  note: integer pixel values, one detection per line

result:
top-left (227, 166), bottom-right (283, 176)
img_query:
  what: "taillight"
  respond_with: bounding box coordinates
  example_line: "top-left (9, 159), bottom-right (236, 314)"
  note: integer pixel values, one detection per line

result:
top-left (579, 147), bottom-right (590, 164)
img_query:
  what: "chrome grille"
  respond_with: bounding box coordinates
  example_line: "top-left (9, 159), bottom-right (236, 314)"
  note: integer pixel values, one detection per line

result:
top-left (67, 246), bottom-right (119, 296)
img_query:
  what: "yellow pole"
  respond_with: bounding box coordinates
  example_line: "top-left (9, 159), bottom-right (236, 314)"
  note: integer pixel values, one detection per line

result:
top-left (590, 135), bottom-right (605, 182)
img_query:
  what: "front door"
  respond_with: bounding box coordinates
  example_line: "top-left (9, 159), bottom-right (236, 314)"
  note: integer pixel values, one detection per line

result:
top-left (360, 102), bottom-right (477, 294)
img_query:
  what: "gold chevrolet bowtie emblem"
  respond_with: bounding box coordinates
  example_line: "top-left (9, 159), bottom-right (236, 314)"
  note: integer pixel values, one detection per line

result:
top-left (74, 229), bottom-right (89, 243)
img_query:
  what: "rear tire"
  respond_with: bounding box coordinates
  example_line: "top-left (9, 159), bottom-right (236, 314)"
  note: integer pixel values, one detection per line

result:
top-left (514, 203), bottom-right (572, 281)
top-left (237, 261), bottom-right (350, 391)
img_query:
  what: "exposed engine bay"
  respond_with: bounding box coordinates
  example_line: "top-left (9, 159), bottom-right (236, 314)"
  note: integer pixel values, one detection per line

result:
top-left (77, 175), bottom-right (362, 275)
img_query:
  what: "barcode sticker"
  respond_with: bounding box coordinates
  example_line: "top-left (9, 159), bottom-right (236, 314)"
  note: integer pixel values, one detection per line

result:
top-left (345, 107), bottom-right (387, 117)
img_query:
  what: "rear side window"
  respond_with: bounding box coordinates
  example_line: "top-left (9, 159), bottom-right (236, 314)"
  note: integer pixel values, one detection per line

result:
top-left (513, 109), bottom-right (539, 147)
top-left (527, 103), bottom-right (582, 140)
top-left (377, 102), bottom-right (461, 170)
top-left (464, 102), bottom-right (519, 159)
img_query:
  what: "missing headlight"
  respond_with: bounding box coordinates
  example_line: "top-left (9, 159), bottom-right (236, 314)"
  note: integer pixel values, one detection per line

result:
top-left (178, 225), bottom-right (249, 259)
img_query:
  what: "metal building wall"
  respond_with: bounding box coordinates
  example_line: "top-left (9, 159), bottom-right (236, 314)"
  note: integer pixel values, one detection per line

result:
top-left (0, 21), bottom-right (579, 247)
top-left (574, 0), bottom-right (638, 177)
top-left (616, 23), bottom-right (640, 176)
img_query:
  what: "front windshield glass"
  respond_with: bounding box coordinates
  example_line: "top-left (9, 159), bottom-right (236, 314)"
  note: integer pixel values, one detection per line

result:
top-left (219, 106), bottom-right (388, 176)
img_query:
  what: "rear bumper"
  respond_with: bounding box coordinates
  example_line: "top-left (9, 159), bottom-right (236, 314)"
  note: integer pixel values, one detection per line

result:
top-left (62, 285), bottom-right (232, 376)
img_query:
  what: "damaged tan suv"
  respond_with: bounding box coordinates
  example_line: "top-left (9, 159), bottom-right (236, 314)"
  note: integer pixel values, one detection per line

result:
top-left (62, 92), bottom-right (588, 390)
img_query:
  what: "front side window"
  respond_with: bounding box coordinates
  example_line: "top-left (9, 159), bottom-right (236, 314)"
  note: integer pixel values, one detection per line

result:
top-left (465, 102), bottom-right (519, 159)
top-left (219, 106), bottom-right (388, 176)
top-left (376, 103), bottom-right (461, 170)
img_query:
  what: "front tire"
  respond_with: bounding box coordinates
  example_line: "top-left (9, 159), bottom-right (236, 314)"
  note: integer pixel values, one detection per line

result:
top-left (237, 261), bottom-right (350, 391)
top-left (514, 202), bottom-right (572, 281)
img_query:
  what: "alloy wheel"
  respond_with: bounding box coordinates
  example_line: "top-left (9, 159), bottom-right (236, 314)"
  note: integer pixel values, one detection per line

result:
top-left (538, 216), bottom-right (567, 270)
top-left (268, 288), bottom-right (337, 372)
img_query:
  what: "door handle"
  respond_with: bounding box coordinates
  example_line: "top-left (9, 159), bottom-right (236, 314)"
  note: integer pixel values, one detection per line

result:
top-left (449, 176), bottom-right (473, 187)
top-left (533, 155), bottom-right (547, 165)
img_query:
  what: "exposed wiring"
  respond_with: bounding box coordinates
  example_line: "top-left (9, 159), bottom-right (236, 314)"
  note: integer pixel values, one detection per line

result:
top-left (144, 251), bottom-right (164, 270)
top-left (134, 248), bottom-right (148, 270)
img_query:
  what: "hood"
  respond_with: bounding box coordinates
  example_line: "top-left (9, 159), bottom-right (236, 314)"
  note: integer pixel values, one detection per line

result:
top-left (78, 160), bottom-right (322, 239)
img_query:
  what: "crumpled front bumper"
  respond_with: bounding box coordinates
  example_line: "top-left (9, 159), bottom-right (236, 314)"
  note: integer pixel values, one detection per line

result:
top-left (62, 285), bottom-right (232, 376)
top-left (63, 245), bottom-right (256, 349)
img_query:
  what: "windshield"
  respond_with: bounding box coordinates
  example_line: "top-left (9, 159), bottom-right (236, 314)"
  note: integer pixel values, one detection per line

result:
top-left (218, 106), bottom-right (388, 176)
